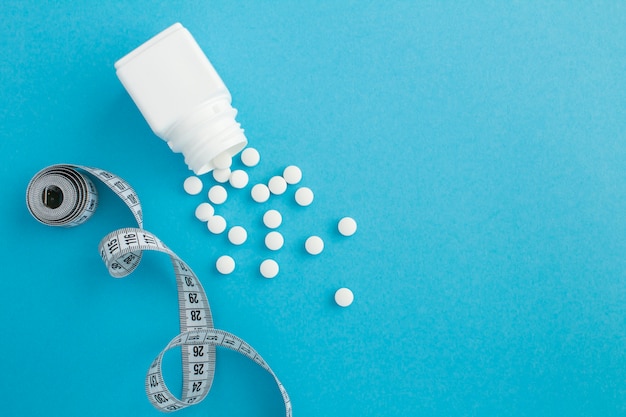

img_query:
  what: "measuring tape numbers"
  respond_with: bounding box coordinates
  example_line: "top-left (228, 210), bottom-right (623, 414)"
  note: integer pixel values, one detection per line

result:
top-left (26, 164), bottom-right (291, 415)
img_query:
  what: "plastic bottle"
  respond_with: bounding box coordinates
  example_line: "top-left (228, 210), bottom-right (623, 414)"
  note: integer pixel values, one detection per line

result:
top-left (115, 23), bottom-right (247, 175)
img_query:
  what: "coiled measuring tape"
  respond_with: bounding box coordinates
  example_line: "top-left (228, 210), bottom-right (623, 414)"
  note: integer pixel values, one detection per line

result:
top-left (26, 164), bottom-right (292, 415)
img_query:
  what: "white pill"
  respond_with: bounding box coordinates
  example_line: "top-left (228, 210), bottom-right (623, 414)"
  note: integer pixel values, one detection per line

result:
top-left (229, 170), bottom-right (249, 189)
top-left (263, 209), bottom-right (282, 229)
top-left (195, 202), bottom-right (214, 221)
top-left (283, 165), bottom-right (302, 185)
top-left (260, 259), bottom-right (279, 279)
top-left (334, 288), bottom-right (354, 307)
top-left (228, 226), bottom-right (248, 245)
top-left (241, 147), bottom-right (260, 167)
top-left (212, 151), bottom-right (232, 170)
top-left (212, 168), bottom-right (231, 183)
top-left (305, 235), bottom-right (324, 255)
top-left (268, 175), bottom-right (287, 195)
top-left (338, 217), bottom-right (358, 236)
top-left (251, 183), bottom-right (270, 203)
top-left (216, 255), bottom-right (235, 275)
top-left (265, 231), bottom-right (284, 251)
top-left (294, 187), bottom-right (314, 206)
top-left (183, 176), bottom-right (203, 195)
top-left (207, 215), bottom-right (227, 234)
top-left (208, 185), bottom-right (227, 205)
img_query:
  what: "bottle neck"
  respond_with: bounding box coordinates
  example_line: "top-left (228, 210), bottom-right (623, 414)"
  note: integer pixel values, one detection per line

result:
top-left (163, 98), bottom-right (247, 175)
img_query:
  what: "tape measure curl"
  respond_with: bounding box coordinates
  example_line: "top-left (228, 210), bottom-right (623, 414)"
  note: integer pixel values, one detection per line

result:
top-left (26, 164), bottom-right (291, 415)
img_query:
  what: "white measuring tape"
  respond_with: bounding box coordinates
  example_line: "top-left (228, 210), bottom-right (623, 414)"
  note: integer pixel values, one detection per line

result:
top-left (26, 164), bottom-right (292, 414)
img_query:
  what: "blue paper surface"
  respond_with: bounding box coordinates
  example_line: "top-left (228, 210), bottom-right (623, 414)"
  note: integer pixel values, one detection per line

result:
top-left (1, 1), bottom-right (626, 416)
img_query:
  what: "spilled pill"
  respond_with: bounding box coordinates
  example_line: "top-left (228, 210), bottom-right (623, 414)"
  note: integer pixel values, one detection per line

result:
top-left (212, 168), bottom-right (231, 183)
top-left (265, 231), bottom-right (284, 251)
top-left (338, 217), bottom-right (357, 236)
top-left (228, 226), bottom-right (247, 245)
top-left (183, 176), bottom-right (203, 195)
top-left (305, 236), bottom-right (324, 255)
top-left (334, 288), bottom-right (354, 307)
top-left (268, 175), bottom-right (287, 195)
top-left (251, 183), bottom-right (270, 203)
top-left (229, 170), bottom-right (249, 189)
top-left (207, 215), bottom-right (227, 234)
top-left (195, 202), bottom-right (214, 221)
top-left (260, 259), bottom-right (279, 278)
top-left (263, 209), bottom-right (282, 229)
top-left (282, 165), bottom-right (302, 185)
top-left (208, 185), bottom-right (227, 205)
top-left (216, 255), bottom-right (235, 275)
top-left (294, 187), bottom-right (314, 206)
top-left (241, 147), bottom-right (260, 167)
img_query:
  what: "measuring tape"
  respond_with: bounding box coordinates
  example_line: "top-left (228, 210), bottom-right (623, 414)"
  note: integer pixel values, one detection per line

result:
top-left (26, 164), bottom-right (292, 415)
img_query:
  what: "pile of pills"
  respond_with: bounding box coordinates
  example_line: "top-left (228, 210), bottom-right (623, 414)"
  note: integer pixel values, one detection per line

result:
top-left (183, 147), bottom-right (358, 307)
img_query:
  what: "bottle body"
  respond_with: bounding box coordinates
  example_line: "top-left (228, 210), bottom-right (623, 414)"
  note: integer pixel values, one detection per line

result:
top-left (115, 23), bottom-right (247, 175)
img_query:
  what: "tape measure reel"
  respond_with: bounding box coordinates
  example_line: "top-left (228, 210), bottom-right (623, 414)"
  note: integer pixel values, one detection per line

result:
top-left (26, 164), bottom-right (291, 415)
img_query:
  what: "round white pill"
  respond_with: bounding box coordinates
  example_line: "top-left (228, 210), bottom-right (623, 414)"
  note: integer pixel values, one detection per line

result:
top-left (338, 217), bottom-right (358, 236)
top-left (263, 209), bottom-right (282, 229)
top-left (283, 165), bottom-right (302, 185)
top-left (305, 235), bottom-right (324, 255)
top-left (228, 226), bottom-right (247, 245)
top-left (265, 231), bottom-right (284, 251)
top-left (268, 176), bottom-right (287, 195)
top-left (212, 151), bottom-right (232, 170)
top-left (212, 168), bottom-right (231, 183)
top-left (207, 215), bottom-right (227, 234)
top-left (195, 202), bottom-right (214, 221)
top-left (260, 259), bottom-right (279, 279)
top-left (216, 255), bottom-right (235, 275)
top-left (208, 185), bottom-right (227, 205)
top-left (334, 288), bottom-right (354, 307)
top-left (229, 170), bottom-right (249, 189)
top-left (183, 176), bottom-right (203, 195)
top-left (294, 187), bottom-right (314, 206)
top-left (241, 147), bottom-right (260, 167)
top-left (251, 183), bottom-right (270, 203)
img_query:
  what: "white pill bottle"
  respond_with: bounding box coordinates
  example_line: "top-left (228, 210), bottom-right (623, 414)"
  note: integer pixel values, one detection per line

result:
top-left (115, 23), bottom-right (247, 175)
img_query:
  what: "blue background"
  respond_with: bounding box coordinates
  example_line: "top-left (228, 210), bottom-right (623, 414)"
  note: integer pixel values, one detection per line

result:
top-left (1, 1), bottom-right (625, 416)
